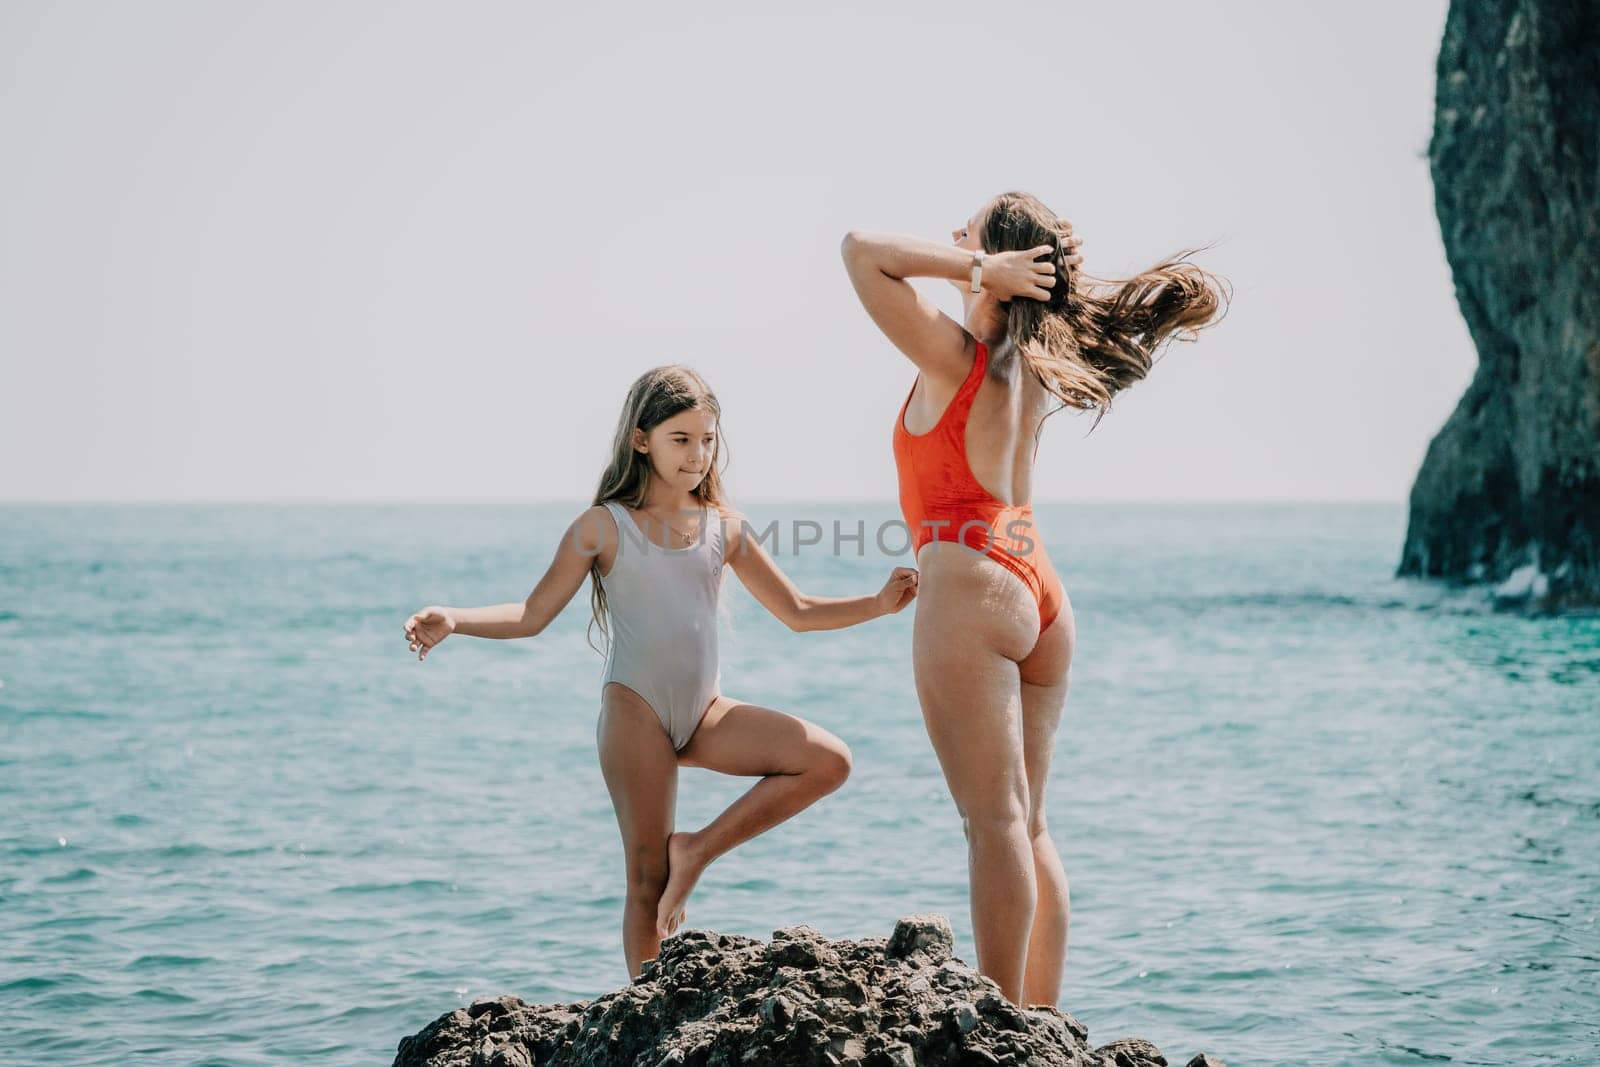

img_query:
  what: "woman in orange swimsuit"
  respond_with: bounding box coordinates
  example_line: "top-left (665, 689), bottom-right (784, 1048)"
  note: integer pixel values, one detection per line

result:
top-left (843, 191), bottom-right (1226, 1007)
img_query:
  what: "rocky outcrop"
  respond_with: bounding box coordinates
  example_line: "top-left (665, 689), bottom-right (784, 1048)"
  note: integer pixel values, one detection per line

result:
top-left (1399, 0), bottom-right (1600, 610)
top-left (391, 916), bottom-right (1226, 1067)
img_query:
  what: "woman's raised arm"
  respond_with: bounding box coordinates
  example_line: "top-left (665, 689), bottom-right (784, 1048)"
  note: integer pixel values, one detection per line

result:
top-left (840, 230), bottom-right (1055, 383)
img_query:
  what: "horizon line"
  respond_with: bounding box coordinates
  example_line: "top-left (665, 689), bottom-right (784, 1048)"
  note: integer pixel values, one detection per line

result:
top-left (0, 496), bottom-right (1409, 507)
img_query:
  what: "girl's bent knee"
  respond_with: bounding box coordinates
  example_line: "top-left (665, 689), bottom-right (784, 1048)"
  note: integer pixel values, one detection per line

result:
top-left (812, 745), bottom-right (852, 793)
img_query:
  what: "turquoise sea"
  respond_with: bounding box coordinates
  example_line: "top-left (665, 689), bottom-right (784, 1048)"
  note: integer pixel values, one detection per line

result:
top-left (2, 503), bottom-right (1597, 1066)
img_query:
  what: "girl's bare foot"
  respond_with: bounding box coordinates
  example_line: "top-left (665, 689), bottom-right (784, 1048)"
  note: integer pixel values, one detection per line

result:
top-left (656, 831), bottom-right (707, 937)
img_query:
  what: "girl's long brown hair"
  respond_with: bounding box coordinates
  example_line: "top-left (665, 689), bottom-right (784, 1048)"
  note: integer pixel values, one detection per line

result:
top-left (982, 190), bottom-right (1230, 429)
top-left (586, 365), bottom-right (729, 652)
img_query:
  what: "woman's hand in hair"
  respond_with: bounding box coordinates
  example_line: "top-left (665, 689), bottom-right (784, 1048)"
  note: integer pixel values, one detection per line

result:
top-left (986, 246), bottom-right (1059, 302)
top-left (1060, 222), bottom-right (1085, 271)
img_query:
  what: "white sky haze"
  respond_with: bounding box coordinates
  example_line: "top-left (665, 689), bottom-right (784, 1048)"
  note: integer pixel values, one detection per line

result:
top-left (0, 1), bottom-right (1464, 502)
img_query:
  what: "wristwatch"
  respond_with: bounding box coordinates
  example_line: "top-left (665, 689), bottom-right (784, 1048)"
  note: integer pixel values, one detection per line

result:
top-left (969, 250), bottom-right (984, 294)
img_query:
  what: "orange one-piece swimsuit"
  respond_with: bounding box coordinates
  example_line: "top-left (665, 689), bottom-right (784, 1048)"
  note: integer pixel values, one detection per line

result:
top-left (892, 341), bottom-right (1064, 633)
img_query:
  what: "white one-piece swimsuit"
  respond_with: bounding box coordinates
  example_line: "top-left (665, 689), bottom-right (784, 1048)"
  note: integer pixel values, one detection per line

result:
top-left (598, 501), bottom-right (726, 750)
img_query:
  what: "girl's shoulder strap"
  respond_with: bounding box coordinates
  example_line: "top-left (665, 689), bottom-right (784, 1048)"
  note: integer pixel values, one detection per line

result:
top-left (595, 500), bottom-right (642, 566)
top-left (712, 504), bottom-right (741, 564)
top-left (595, 500), bottom-right (623, 541)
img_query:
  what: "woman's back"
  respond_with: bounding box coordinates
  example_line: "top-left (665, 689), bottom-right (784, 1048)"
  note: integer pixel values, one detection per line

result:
top-left (899, 341), bottom-right (1056, 508)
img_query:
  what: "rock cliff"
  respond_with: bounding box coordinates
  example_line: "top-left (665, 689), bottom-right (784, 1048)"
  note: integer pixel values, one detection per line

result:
top-left (1399, 0), bottom-right (1600, 609)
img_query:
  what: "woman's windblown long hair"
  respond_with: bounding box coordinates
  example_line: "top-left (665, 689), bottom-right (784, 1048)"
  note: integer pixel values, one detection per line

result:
top-left (982, 191), bottom-right (1230, 428)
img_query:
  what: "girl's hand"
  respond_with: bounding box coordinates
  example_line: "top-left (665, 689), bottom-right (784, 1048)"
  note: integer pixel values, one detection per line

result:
top-left (876, 567), bottom-right (919, 616)
top-left (404, 606), bottom-right (456, 661)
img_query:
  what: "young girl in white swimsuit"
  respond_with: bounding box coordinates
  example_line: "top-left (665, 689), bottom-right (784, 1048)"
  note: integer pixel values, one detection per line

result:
top-left (403, 365), bottom-right (918, 978)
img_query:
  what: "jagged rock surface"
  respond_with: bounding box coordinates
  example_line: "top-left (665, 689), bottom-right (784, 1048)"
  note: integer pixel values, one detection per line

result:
top-left (391, 916), bottom-right (1226, 1067)
top-left (1399, 0), bottom-right (1600, 610)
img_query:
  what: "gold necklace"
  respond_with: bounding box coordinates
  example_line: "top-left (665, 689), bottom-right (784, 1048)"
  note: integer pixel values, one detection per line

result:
top-left (638, 505), bottom-right (700, 546)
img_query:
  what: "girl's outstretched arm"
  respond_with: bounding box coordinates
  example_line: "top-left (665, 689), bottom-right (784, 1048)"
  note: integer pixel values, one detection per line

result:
top-left (404, 506), bottom-right (613, 661)
top-left (723, 513), bottom-right (918, 633)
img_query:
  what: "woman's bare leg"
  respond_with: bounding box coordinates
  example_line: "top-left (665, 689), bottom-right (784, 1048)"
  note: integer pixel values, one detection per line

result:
top-left (1018, 604), bottom-right (1075, 1007)
top-left (912, 547), bottom-right (1042, 1004)
top-left (655, 696), bottom-right (852, 937)
top-left (597, 683), bottom-right (680, 978)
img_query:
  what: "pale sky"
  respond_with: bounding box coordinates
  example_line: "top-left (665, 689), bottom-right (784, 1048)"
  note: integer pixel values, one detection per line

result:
top-left (1, 0), bottom-right (1464, 503)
